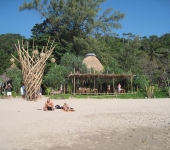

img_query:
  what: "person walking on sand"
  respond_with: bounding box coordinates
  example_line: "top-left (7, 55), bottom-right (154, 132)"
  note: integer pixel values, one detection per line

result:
top-left (43, 98), bottom-right (54, 111)
top-left (117, 83), bottom-right (121, 93)
top-left (20, 84), bottom-right (25, 100)
top-left (38, 86), bottom-right (42, 99)
top-left (6, 83), bottom-right (12, 99)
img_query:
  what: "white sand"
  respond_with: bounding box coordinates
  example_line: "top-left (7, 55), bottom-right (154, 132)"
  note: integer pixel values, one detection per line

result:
top-left (0, 96), bottom-right (170, 150)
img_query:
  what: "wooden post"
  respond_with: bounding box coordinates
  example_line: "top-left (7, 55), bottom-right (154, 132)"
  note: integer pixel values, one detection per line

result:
top-left (112, 73), bottom-right (115, 93)
top-left (74, 68), bottom-right (75, 95)
top-left (130, 69), bottom-right (133, 93)
top-left (94, 70), bottom-right (95, 89)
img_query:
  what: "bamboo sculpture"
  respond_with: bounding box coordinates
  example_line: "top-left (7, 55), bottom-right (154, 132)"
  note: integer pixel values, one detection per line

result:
top-left (12, 37), bottom-right (56, 101)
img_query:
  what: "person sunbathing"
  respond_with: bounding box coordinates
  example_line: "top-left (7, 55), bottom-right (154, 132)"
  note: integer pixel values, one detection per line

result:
top-left (43, 98), bottom-right (54, 111)
top-left (62, 103), bottom-right (75, 112)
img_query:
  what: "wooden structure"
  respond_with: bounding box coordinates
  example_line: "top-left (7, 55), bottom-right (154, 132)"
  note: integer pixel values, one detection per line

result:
top-left (68, 71), bottom-right (134, 95)
top-left (12, 38), bottom-right (56, 101)
top-left (69, 53), bottom-right (134, 95)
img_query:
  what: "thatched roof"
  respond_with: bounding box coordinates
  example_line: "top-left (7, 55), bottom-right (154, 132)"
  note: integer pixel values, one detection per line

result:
top-left (0, 73), bottom-right (10, 81)
top-left (83, 53), bottom-right (103, 72)
top-left (10, 63), bottom-right (17, 69)
top-left (0, 63), bottom-right (20, 82)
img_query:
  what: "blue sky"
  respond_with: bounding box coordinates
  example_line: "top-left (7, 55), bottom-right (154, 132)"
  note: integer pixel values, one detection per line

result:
top-left (0, 0), bottom-right (169, 38)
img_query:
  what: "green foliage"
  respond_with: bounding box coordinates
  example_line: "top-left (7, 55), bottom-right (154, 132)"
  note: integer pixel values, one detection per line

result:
top-left (145, 85), bottom-right (154, 98)
top-left (0, 50), bottom-right (11, 75)
top-left (12, 91), bottom-right (20, 97)
top-left (118, 92), bottom-right (145, 99)
top-left (133, 74), bottom-right (149, 90)
top-left (43, 64), bottom-right (67, 88)
top-left (0, 33), bottom-right (25, 54)
top-left (48, 93), bottom-right (146, 99)
top-left (67, 83), bottom-right (73, 94)
top-left (50, 93), bottom-right (71, 99)
top-left (158, 33), bottom-right (170, 49)
top-left (0, 34), bottom-right (24, 75)
top-left (44, 86), bottom-right (52, 96)
top-left (154, 90), bottom-right (168, 98)
top-left (60, 52), bottom-right (87, 73)
top-left (19, 0), bottom-right (125, 55)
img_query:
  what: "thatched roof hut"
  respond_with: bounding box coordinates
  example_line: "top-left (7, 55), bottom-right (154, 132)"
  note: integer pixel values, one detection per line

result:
top-left (67, 53), bottom-right (135, 94)
top-left (83, 53), bottom-right (103, 72)
top-left (0, 63), bottom-right (19, 82)
top-left (0, 73), bottom-right (10, 82)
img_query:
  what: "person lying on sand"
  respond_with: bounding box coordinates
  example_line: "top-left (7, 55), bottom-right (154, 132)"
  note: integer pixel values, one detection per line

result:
top-left (62, 103), bottom-right (75, 112)
top-left (43, 98), bottom-right (54, 111)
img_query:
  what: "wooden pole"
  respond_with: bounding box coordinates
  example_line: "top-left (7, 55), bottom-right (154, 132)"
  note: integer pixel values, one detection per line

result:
top-left (74, 68), bottom-right (75, 95)
top-left (94, 70), bottom-right (95, 89)
top-left (130, 69), bottom-right (133, 93)
top-left (113, 73), bottom-right (115, 93)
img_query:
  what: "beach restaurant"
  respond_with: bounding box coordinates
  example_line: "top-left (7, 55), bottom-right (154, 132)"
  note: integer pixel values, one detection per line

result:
top-left (68, 53), bottom-right (134, 95)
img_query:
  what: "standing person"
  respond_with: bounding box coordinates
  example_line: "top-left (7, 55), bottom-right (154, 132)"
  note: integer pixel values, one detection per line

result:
top-left (117, 83), bottom-right (121, 93)
top-left (20, 84), bottom-right (25, 100)
top-left (6, 83), bottom-right (12, 99)
top-left (38, 86), bottom-right (42, 99)
top-left (107, 84), bottom-right (111, 93)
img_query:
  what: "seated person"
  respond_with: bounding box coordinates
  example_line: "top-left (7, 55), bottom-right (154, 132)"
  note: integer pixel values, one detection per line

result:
top-left (51, 89), bottom-right (62, 95)
top-left (56, 89), bottom-right (62, 94)
top-left (117, 83), bottom-right (122, 93)
top-left (43, 98), bottom-right (54, 111)
top-left (62, 103), bottom-right (75, 112)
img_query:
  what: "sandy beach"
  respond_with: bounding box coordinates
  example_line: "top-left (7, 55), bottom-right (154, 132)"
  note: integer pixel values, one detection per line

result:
top-left (0, 96), bottom-right (170, 150)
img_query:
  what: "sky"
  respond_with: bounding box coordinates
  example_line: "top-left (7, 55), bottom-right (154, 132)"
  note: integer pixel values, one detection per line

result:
top-left (0, 0), bottom-right (170, 39)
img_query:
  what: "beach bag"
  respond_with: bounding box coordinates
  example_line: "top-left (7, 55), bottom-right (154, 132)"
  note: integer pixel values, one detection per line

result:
top-left (55, 105), bottom-right (63, 109)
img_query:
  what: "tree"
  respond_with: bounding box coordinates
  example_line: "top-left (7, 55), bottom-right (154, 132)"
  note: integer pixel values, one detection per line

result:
top-left (19, 0), bottom-right (125, 55)
top-left (116, 36), bottom-right (141, 73)
top-left (43, 64), bottom-right (67, 89)
top-left (60, 52), bottom-right (87, 73)
top-left (140, 35), bottom-right (161, 62)
top-left (159, 33), bottom-right (170, 49)
top-left (0, 34), bottom-right (24, 75)
top-left (6, 67), bottom-right (22, 93)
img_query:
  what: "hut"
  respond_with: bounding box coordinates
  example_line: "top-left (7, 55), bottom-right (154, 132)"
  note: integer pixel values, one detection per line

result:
top-left (68, 53), bottom-right (134, 94)
top-left (83, 53), bottom-right (103, 72)
top-left (0, 63), bottom-right (21, 94)
top-left (0, 63), bottom-right (16, 82)
top-left (0, 73), bottom-right (10, 95)
top-left (0, 73), bottom-right (10, 82)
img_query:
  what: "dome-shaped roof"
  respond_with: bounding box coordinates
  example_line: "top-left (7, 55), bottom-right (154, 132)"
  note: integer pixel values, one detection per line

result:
top-left (85, 53), bottom-right (96, 57)
top-left (83, 53), bottom-right (103, 72)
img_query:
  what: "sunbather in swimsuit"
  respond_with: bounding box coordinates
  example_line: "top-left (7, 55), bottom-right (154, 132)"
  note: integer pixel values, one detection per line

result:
top-left (62, 103), bottom-right (75, 112)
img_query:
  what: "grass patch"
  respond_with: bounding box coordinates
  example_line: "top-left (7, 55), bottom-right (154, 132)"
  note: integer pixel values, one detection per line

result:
top-left (48, 92), bottom-right (147, 100)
